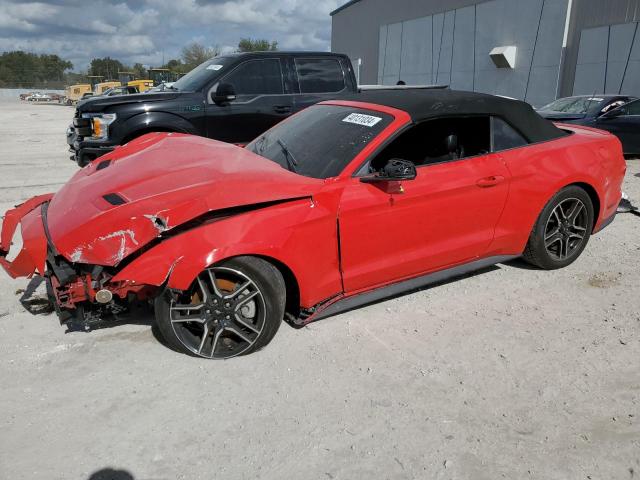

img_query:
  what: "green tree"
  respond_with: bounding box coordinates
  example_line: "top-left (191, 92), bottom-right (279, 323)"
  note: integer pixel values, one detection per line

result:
top-left (89, 57), bottom-right (125, 80)
top-left (237, 38), bottom-right (278, 52)
top-left (0, 50), bottom-right (72, 87)
top-left (132, 62), bottom-right (147, 80)
top-left (181, 42), bottom-right (220, 70)
top-left (65, 71), bottom-right (88, 86)
top-left (40, 54), bottom-right (72, 81)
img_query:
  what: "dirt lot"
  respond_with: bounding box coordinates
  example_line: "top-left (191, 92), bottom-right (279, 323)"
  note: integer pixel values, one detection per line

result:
top-left (0, 98), bottom-right (638, 480)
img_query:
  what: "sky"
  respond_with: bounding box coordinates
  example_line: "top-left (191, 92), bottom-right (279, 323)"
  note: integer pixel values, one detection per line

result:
top-left (0, 0), bottom-right (348, 71)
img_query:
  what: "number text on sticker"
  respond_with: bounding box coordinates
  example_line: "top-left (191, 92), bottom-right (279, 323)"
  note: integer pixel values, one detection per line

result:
top-left (342, 113), bottom-right (383, 127)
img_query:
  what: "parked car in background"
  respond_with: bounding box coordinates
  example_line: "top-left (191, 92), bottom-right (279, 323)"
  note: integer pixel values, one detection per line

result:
top-left (19, 92), bottom-right (35, 100)
top-left (2, 90), bottom-right (625, 358)
top-left (93, 81), bottom-right (120, 96)
top-left (538, 95), bottom-right (639, 155)
top-left (586, 98), bottom-right (640, 156)
top-left (145, 82), bottom-right (175, 93)
top-left (100, 86), bottom-right (140, 97)
top-left (66, 51), bottom-right (358, 166)
top-left (27, 93), bottom-right (52, 102)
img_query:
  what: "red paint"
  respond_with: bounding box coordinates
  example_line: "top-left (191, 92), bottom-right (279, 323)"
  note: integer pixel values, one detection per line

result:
top-left (0, 194), bottom-right (52, 278)
top-left (47, 133), bottom-right (323, 266)
top-left (0, 103), bottom-right (626, 317)
top-left (338, 152), bottom-right (511, 292)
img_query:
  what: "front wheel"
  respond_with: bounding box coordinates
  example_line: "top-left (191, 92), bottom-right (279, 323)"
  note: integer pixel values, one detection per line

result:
top-left (155, 256), bottom-right (286, 359)
top-left (523, 186), bottom-right (594, 270)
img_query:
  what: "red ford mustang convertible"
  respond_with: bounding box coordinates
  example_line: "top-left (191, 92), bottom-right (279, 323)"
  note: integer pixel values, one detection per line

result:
top-left (0, 90), bottom-right (625, 359)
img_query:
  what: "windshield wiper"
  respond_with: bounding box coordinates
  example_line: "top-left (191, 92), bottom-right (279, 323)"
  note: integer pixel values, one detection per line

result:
top-left (277, 138), bottom-right (298, 173)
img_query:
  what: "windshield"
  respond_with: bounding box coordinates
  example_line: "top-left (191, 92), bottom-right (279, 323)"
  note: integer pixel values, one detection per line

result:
top-left (246, 105), bottom-right (394, 179)
top-left (540, 96), bottom-right (604, 114)
top-left (171, 56), bottom-right (235, 91)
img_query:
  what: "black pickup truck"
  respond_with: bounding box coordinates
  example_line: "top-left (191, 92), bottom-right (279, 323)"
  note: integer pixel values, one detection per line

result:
top-left (67, 52), bottom-right (358, 166)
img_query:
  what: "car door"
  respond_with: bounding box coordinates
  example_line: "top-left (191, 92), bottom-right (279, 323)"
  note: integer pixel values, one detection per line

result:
top-left (595, 99), bottom-right (640, 154)
top-left (290, 56), bottom-right (353, 113)
top-left (205, 57), bottom-right (293, 144)
top-left (338, 116), bottom-right (511, 293)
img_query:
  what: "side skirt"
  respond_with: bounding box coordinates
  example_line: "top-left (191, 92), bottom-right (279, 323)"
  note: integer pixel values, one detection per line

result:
top-left (301, 255), bottom-right (519, 324)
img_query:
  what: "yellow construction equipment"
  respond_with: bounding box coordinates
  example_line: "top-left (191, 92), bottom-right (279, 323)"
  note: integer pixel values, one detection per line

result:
top-left (64, 84), bottom-right (92, 105)
top-left (126, 79), bottom-right (155, 92)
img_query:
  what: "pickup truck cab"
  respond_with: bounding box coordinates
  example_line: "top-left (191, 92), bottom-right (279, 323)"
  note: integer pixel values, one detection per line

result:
top-left (68, 52), bottom-right (358, 166)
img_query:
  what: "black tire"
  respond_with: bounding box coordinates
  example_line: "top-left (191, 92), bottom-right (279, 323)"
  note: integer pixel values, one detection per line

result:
top-left (523, 186), bottom-right (594, 270)
top-left (154, 256), bottom-right (285, 359)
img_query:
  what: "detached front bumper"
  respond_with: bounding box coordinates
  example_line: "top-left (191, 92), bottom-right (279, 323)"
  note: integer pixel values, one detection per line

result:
top-left (0, 194), bottom-right (53, 278)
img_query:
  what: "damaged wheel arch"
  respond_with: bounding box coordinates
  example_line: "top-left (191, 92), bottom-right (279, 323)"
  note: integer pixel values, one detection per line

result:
top-left (109, 196), bottom-right (336, 313)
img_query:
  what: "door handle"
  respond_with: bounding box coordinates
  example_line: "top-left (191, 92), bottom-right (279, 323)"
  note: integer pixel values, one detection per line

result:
top-left (476, 175), bottom-right (505, 188)
top-left (273, 105), bottom-right (291, 114)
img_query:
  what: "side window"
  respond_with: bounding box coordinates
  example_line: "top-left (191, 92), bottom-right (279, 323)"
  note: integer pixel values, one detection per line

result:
top-left (294, 58), bottom-right (345, 94)
top-left (491, 117), bottom-right (528, 152)
top-left (600, 100), bottom-right (627, 115)
top-left (223, 59), bottom-right (284, 96)
top-left (626, 100), bottom-right (640, 115)
top-left (368, 116), bottom-right (491, 172)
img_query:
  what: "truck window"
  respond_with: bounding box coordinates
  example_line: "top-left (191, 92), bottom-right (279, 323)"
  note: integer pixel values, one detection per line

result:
top-left (223, 59), bottom-right (284, 96)
top-left (294, 58), bottom-right (345, 94)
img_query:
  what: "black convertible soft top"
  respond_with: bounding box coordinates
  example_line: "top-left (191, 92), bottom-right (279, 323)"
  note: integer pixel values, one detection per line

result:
top-left (342, 89), bottom-right (567, 143)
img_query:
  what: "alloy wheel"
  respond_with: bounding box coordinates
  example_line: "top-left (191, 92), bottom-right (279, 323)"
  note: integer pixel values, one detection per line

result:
top-left (169, 267), bottom-right (266, 359)
top-left (544, 197), bottom-right (588, 261)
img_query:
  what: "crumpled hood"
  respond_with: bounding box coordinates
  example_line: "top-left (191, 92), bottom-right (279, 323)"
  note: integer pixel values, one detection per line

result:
top-left (47, 133), bottom-right (323, 266)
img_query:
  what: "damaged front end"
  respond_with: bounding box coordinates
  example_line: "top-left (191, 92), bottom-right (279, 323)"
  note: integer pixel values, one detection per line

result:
top-left (2, 133), bottom-right (325, 334)
top-left (45, 248), bottom-right (157, 331)
top-left (1, 196), bottom-right (158, 331)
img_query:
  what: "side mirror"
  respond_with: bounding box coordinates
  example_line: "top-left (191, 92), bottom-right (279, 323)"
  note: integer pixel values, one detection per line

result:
top-left (212, 83), bottom-right (236, 104)
top-left (360, 159), bottom-right (417, 184)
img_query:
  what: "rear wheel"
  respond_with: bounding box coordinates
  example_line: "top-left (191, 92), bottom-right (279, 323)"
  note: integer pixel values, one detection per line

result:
top-left (523, 186), bottom-right (594, 270)
top-left (155, 256), bottom-right (285, 359)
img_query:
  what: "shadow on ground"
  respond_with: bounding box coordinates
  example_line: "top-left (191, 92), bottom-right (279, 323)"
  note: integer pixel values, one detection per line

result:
top-left (87, 468), bottom-right (135, 480)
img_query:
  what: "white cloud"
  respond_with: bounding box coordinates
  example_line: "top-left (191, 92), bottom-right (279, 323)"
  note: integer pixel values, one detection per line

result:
top-left (0, 0), bottom-right (343, 70)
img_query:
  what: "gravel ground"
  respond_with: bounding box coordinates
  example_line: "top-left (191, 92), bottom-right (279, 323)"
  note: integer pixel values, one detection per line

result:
top-left (0, 98), bottom-right (638, 480)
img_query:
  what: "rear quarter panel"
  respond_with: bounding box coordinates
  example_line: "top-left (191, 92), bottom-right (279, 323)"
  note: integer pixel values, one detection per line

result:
top-left (488, 125), bottom-right (625, 256)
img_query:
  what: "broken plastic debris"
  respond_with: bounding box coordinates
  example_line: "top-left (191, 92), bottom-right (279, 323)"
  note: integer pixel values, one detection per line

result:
top-left (617, 192), bottom-right (639, 215)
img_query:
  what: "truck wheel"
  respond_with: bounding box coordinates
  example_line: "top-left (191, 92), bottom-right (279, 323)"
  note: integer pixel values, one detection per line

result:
top-left (154, 256), bottom-right (286, 359)
top-left (523, 186), bottom-right (594, 270)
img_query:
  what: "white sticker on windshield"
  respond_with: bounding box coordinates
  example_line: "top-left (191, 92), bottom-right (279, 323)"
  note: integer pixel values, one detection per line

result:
top-left (206, 64), bottom-right (223, 71)
top-left (342, 113), bottom-right (382, 127)
top-left (588, 97), bottom-right (603, 102)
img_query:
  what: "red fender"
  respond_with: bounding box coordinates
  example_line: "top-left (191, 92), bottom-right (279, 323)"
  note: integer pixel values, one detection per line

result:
top-left (112, 196), bottom-right (344, 308)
